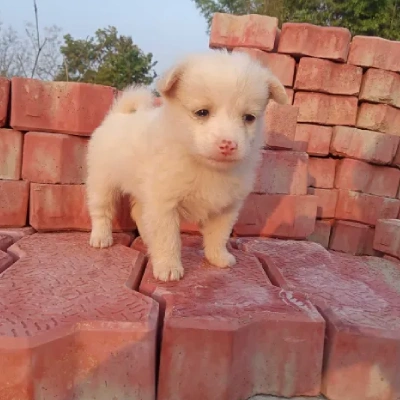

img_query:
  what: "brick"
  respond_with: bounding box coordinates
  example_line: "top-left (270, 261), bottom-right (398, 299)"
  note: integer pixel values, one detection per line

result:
top-left (234, 193), bottom-right (317, 238)
top-left (232, 48), bottom-right (295, 87)
top-left (393, 144), bottom-right (400, 168)
top-left (307, 219), bottom-right (333, 249)
top-left (29, 183), bottom-right (136, 232)
top-left (22, 131), bottom-right (88, 184)
top-left (0, 180), bottom-right (29, 227)
top-left (348, 36), bottom-right (400, 72)
top-left (335, 189), bottom-right (400, 226)
top-left (0, 129), bottom-right (23, 180)
top-left (293, 124), bottom-right (332, 156)
top-left (0, 251), bottom-right (13, 273)
top-left (308, 157), bottom-right (336, 189)
top-left (357, 103), bottom-right (400, 136)
top-left (307, 188), bottom-right (338, 219)
top-left (285, 88), bottom-right (294, 104)
top-left (264, 103), bottom-right (299, 149)
top-left (335, 158), bottom-right (400, 198)
top-left (383, 254), bottom-right (400, 264)
top-left (209, 13), bottom-right (279, 52)
top-left (330, 220), bottom-right (378, 255)
top-left (0, 227), bottom-right (35, 244)
top-left (330, 126), bottom-right (399, 165)
top-left (374, 219), bottom-right (400, 257)
top-left (278, 23), bottom-right (351, 62)
top-left (0, 232), bottom-right (157, 399)
top-left (0, 235), bottom-right (13, 251)
top-left (140, 246), bottom-right (325, 399)
top-left (239, 238), bottom-right (400, 400)
top-left (295, 57), bottom-right (362, 95)
top-left (0, 78), bottom-right (10, 127)
top-left (359, 68), bottom-right (400, 108)
top-left (254, 150), bottom-right (308, 195)
top-left (294, 92), bottom-right (357, 126)
top-left (10, 78), bottom-right (116, 136)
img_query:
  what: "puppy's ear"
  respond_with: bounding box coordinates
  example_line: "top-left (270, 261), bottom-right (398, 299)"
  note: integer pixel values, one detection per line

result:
top-left (268, 74), bottom-right (288, 105)
top-left (157, 63), bottom-right (185, 98)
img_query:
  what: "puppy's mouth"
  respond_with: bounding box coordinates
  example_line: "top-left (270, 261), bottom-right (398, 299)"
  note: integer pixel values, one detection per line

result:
top-left (205, 156), bottom-right (240, 165)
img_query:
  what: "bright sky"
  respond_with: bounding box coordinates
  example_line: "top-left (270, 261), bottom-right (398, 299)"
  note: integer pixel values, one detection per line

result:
top-left (1, 0), bottom-right (210, 75)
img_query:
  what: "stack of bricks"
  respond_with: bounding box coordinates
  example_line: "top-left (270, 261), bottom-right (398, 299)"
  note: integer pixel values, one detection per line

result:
top-left (210, 12), bottom-right (400, 254)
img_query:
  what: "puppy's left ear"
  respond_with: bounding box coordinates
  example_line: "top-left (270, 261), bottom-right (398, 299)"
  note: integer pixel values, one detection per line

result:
top-left (157, 62), bottom-right (185, 98)
top-left (268, 74), bottom-right (288, 105)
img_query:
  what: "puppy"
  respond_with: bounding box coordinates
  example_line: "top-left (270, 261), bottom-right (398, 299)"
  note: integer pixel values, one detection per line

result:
top-left (86, 50), bottom-right (288, 281)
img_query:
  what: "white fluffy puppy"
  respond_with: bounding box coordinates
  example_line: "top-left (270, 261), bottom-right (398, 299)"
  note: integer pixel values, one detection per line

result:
top-left (86, 49), bottom-right (287, 281)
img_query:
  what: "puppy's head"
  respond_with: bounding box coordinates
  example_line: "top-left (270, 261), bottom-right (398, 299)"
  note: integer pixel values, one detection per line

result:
top-left (157, 50), bottom-right (287, 169)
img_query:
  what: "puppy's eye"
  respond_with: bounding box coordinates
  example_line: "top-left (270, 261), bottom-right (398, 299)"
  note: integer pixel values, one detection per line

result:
top-left (195, 109), bottom-right (209, 117)
top-left (243, 114), bottom-right (256, 123)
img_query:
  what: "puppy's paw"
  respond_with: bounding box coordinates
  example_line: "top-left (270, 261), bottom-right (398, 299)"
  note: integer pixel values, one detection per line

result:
top-left (206, 248), bottom-right (236, 268)
top-left (153, 262), bottom-right (184, 282)
top-left (89, 230), bottom-right (113, 248)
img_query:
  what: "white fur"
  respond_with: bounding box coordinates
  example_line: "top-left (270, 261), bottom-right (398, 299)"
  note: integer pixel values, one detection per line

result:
top-left (86, 49), bottom-right (288, 281)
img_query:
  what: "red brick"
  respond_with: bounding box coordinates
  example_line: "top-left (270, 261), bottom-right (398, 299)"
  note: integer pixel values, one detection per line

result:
top-left (295, 57), bottom-right (362, 95)
top-left (22, 131), bottom-right (88, 184)
top-left (234, 193), bottom-right (317, 238)
top-left (293, 124), bottom-right (332, 156)
top-left (393, 144), bottom-right (400, 168)
top-left (357, 103), bottom-right (400, 136)
top-left (140, 246), bottom-right (324, 399)
top-left (383, 254), bottom-right (400, 264)
top-left (0, 235), bottom-right (13, 251)
top-left (0, 78), bottom-right (10, 127)
top-left (0, 232), bottom-right (157, 399)
top-left (374, 219), bottom-right (400, 257)
top-left (209, 13), bottom-right (279, 51)
top-left (307, 188), bottom-right (338, 219)
top-left (360, 68), bottom-right (400, 108)
top-left (335, 189), bottom-right (400, 226)
top-left (278, 23), bottom-right (351, 62)
top-left (335, 158), bottom-right (400, 198)
top-left (307, 219), bottom-right (333, 249)
top-left (0, 129), bottom-right (23, 180)
top-left (254, 150), bottom-right (308, 195)
top-left (330, 126), bottom-right (399, 165)
top-left (308, 157), bottom-right (336, 189)
top-left (294, 92), bottom-right (357, 126)
top-left (29, 183), bottom-right (136, 232)
top-left (232, 48), bottom-right (295, 87)
top-left (239, 238), bottom-right (400, 400)
top-left (348, 36), bottom-right (400, 72)
top-left (0, 180), bottom-right (29, 227)
top-left (10, 78), bottom-right (116, 136)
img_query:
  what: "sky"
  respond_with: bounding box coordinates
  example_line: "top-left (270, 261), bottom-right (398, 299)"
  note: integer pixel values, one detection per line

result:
top-left (1, 0), bottom-right (210, 75)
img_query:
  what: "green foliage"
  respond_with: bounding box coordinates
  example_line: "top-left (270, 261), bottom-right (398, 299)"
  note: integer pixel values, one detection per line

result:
top-left (193, 0), bottom-right (400, 40)
top-left (55, 26), bottom-right (157, 89)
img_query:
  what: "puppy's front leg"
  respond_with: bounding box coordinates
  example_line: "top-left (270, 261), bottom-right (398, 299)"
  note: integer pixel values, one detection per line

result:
top-left (142, 203), bottom-right (183, 282)
top-left (201, 204), bottom-right (241, 268)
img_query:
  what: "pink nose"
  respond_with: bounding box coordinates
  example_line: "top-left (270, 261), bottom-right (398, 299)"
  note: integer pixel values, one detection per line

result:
top-left (218, 140), bottom-right (238, 156)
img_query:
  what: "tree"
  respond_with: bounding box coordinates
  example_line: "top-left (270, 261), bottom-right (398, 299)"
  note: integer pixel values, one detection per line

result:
top-left (55, 26), bottom-right (157, 89)
top-left (193, 0), bottom-right (400, 40)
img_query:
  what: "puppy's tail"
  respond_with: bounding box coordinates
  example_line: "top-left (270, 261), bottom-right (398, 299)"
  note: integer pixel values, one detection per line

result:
top-left (110, 85), bottom-right (155, 114)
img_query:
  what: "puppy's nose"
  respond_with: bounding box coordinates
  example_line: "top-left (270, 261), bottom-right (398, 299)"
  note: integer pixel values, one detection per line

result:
top-left (218, 139), bottom-right (238, 156)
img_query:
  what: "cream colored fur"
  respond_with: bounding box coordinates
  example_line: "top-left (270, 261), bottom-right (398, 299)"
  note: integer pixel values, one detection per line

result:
top-left (86, 49), bottom-right (288, 281)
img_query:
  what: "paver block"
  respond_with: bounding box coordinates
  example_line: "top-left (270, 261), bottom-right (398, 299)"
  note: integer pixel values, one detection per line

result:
top-left (348, 36), bottom-right (400, 72)
top-left (293, 124), bottom-right (332, 156)
top-left (0, 227), bottom-right (35, 244)
top-left (295, 57), bottom-right (362, 95)
top-left (0, 129), bottom-right (23, 180)
top-left (10, 78), bottom-right (116, 136)
top-left (250, 396), bottom-right (325, 400)
top-left (0, 180), bottom-right (29, 227)
top-left (233, 48), bottom-right (295, 87)
top-left (330, 126), bottom-right (399, 165)
top-left (335, 189), bottom-right (400, 226)
top-left (140, 246), bottom-right (325, 400)
top-left (0, 250), bottom-right (13, 273)
top-left (0, 77), bottom-right (10, 127)
top-left (254, 150), bottom-right (308, 195)
top-left (234, 193), bottom-right (317, 238)
top-left (360, 68), bottom-right (400, 108)
top-left (239, 238), bottom-right (400, 400)
top-left (308, 157), bottom-right (336, 189)
top-left (307, 219), bottom-right (333, 249)
top-left (278, 23), bottom-right (351, 61)
top-left (307, 188), bottom-right (338, 219)
top-left (0, 232), bottom-right (158, 400)
top-left (374, 219), bottom-right (400, 257)
top-left (357, 103), bottom-right (400, 136)
top-left (22, 131), bottom-right (88, 184)
top-left (294, 92), bottom-right (357, 126)
top-left (335, 158), bottom-right (400, 198)
top-left (210, 13), bottom-right (279, 51)
top-left (29, 183), bottom-right (136, 232)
